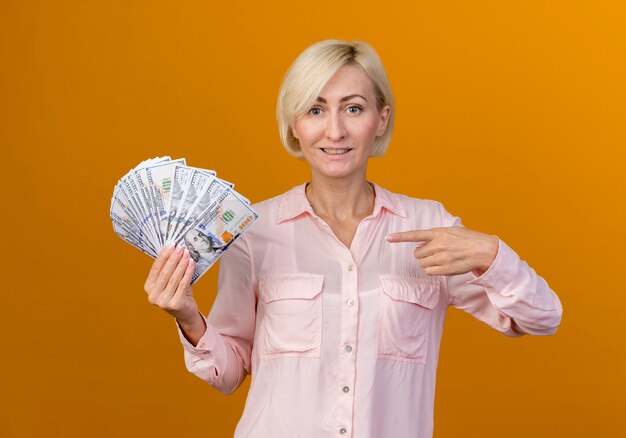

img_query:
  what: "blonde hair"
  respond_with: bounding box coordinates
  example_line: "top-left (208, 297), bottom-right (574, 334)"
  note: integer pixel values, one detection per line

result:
top-left (276, 39), bottom-right (395, 158)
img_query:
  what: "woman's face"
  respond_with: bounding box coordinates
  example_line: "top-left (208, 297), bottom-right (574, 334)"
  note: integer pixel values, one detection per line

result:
top-left (186, 229), bottom-right (212, 252)
top-left (293, 65), bottom-right (390, 181)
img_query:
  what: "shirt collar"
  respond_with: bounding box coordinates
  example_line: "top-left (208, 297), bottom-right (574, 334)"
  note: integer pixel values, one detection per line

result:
top-left (276, 182), bottom-right (407, 224)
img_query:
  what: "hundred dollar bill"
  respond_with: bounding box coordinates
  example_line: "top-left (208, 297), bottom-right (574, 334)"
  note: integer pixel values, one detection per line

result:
top-left (126, 156), bottom-right (173, 240)
top-left (118, 176), bottom-right (160, 248)
top-left (168, 169), bottom-right (215, 242)
top-left (111, 214), bottom-right (158, 257)
top-left (134, 167), bottom-right (168, 247)
top-left (115, 179), bottom-right (142, 224)
top-left (167, 167), bottom-right (224, 243)
top-left (115, 157), bottom-right (175, 249)
top-left (177, 190), bottom-right (258, 284)
top-left (164, 165), bottom-right (194, 242)
top-left (144, 158), bottom-right (186, 241)
top-left (170, 173), bottom-right (232, 243)
top-left (110, 187), bottom-right (158, 254)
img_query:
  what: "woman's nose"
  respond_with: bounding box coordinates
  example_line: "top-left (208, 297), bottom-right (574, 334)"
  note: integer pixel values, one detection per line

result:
top-left (325, 111), bottom-right (347, 142)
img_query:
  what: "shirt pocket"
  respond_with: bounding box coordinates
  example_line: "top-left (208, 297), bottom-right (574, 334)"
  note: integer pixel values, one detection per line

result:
top-left (377, 275), bottom-right (440, 364)
top-left (259, 273), bottom-right (324, 358)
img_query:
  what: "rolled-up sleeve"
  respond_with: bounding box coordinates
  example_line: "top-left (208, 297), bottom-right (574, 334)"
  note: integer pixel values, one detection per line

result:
top-left (442, 207), bottom-right (563, 336)
top-left (175, 233), bottom-right (257, 394)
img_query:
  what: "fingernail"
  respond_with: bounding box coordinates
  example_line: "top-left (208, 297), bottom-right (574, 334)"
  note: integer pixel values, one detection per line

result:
top-left (385, 234), bottom-right (394, 242)
top-left (166, 241), bottom-right (175, 249)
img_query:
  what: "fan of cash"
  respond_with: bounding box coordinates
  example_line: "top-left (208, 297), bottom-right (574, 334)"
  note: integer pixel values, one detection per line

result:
top-left (110, 156), bottom-right (258, 284)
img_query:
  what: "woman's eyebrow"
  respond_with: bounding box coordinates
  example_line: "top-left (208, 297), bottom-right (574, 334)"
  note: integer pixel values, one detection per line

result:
top-left (316, 94), bottom-right (368, 103)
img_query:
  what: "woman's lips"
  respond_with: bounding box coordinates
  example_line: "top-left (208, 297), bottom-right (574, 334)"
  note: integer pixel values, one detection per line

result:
top-left (321, 148), bottom-right (351, 155)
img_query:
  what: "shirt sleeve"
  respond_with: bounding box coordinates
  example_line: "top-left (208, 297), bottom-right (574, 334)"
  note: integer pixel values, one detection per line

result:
top-left (440, 204), bottom-right (563, 336)
top-left (175, 233), bottom-right (256, 394)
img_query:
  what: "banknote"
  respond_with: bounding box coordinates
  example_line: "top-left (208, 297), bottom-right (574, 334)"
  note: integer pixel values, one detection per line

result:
top-left (170, 175), bottom-right (231, 243)
top-left (111, 187), bottom-right (158, 256)
top-left (144, 158), bottom-right (186, 240)
top-left (164, 165), bottom-right (194, 242)
top-left (176, 189), bottom-right (259, 283)
top-left (110, 156), bottom-right (258, 284)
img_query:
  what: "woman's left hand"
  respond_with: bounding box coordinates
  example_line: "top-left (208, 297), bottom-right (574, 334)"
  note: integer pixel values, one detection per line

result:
top-left (386, 227), bottom-right (499, 277)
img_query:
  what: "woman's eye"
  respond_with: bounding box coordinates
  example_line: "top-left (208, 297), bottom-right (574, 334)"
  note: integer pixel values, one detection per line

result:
top-left (308, 107), bottom-right (322, 116)
top-left (347, 105), bottom-right (362, 114)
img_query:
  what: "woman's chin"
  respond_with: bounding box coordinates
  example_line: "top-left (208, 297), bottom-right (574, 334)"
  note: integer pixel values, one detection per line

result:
top-left (308, 157), bottom-right (368, 180)
top-left (316, 167), bottom-right (365, 181)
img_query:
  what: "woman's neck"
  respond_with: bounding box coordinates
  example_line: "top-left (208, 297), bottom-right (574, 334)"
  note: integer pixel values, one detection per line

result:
top-left (305, 175), bottom-right (375, 222)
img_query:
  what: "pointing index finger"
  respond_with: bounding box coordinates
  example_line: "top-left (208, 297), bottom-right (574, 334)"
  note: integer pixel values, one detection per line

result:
top-left (386, 229), bottom-right (437, 243)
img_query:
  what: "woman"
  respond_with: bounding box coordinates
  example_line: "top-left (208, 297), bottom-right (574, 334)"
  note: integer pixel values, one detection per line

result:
top-left (143, 40), bottom-right (562, 438)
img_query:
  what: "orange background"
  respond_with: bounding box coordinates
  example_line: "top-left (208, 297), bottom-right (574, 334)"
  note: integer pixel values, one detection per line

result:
top-left (2, 1), bottom-right (625, 436)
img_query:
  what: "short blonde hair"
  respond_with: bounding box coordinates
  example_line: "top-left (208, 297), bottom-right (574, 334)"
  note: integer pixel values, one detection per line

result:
top-left (276, 39), bottom-right (395, 159)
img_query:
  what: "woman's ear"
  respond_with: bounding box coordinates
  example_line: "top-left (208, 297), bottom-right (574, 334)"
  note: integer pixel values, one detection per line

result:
top-left (377, 105), bottom-right (391, 136)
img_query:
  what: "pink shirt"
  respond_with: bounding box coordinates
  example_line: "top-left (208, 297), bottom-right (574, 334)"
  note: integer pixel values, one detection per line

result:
top-left (176, 183), bottom-right (562, 438)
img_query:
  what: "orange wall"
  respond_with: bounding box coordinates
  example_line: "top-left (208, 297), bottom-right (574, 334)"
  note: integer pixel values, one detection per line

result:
top-left (1, 1), bottom-right (624, 436)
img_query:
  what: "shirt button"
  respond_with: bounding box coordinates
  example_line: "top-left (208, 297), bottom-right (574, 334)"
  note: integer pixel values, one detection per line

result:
top-left (345, 345), bottom-right (352, 352)
top-left (343, 386), bottom-right (350, 393)
top-left (346, 299), bottom-right (354, 308)
top-left (339, 428), bottom-right (347, 435)
top-left (347, 264), bottom-right (355, 271)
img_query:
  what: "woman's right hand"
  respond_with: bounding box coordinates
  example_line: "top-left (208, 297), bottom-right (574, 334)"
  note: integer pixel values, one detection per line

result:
top-left (144, 243), bottom-right (199, 325)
